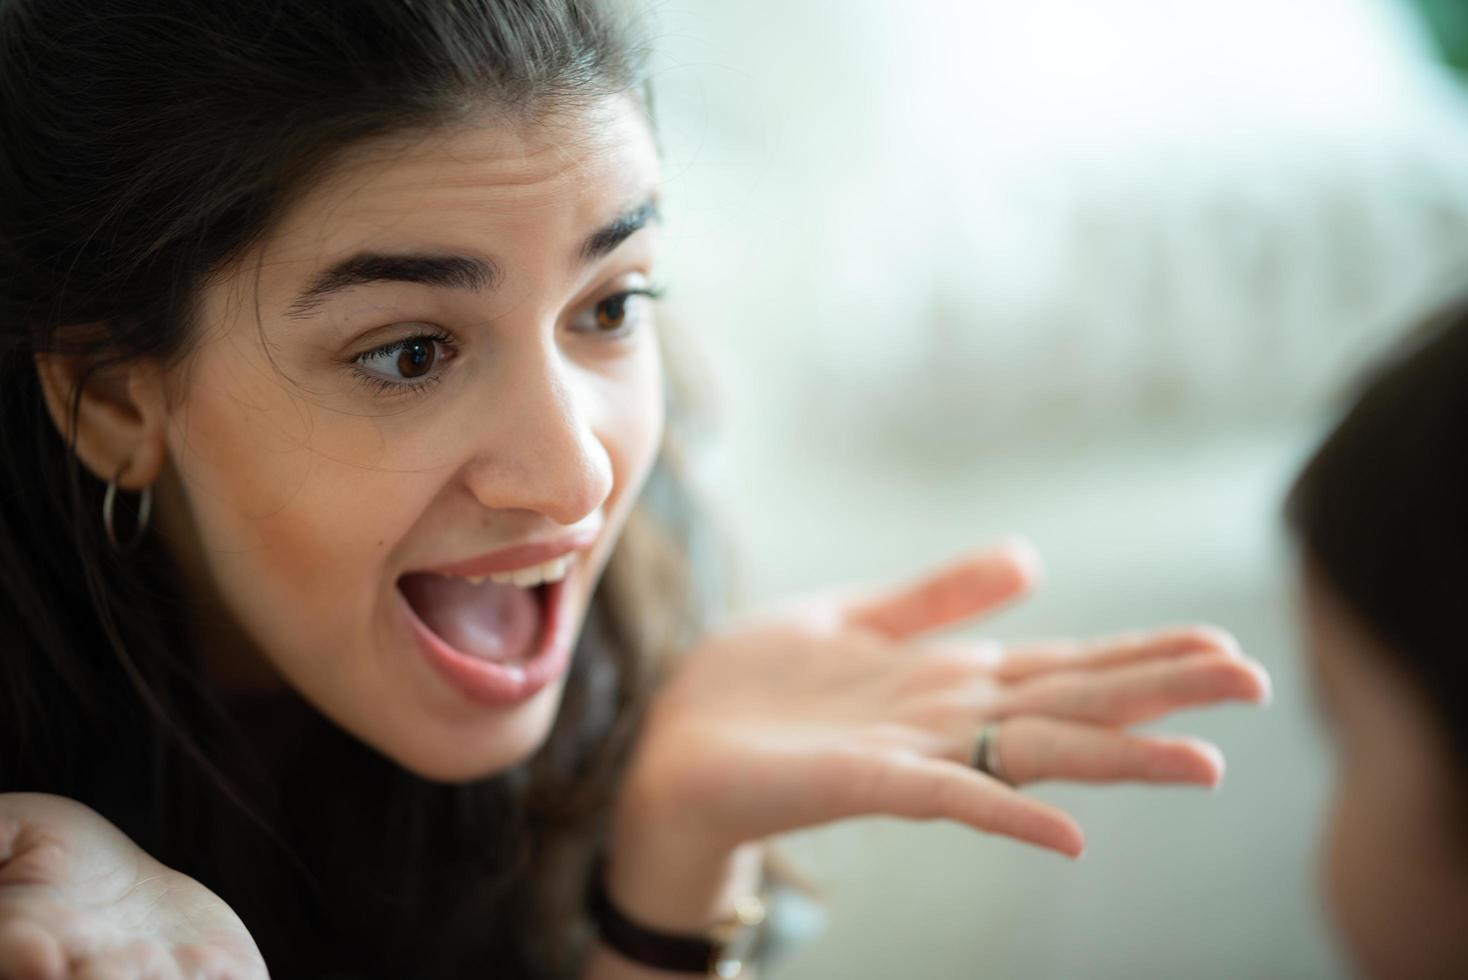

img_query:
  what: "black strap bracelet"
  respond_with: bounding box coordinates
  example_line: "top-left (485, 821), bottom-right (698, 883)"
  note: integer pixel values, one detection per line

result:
top-left (586, 857), bottom-right (718, 974)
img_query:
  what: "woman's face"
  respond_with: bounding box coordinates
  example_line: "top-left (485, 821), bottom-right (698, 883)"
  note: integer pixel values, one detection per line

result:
top-left (153, 96), bottom-right (665, 781)
top-left (1304, 577), bottom-right (1468, 979)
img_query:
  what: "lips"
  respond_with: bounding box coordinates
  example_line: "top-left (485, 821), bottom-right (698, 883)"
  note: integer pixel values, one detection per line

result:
top-left (394, 528), bottom-right (595, 706)
top-left (395, 568), bottom-right (576, 707)
top-left (424, 526), bottom-right (599, 580)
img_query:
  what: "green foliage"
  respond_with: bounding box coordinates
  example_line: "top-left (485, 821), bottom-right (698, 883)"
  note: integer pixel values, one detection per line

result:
top-left (1407, 0), bottom-right (1468, 76)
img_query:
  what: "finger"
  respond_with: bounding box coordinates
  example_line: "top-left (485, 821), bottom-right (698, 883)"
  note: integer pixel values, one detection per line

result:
top-left (995, 625), bottom-right (1243, 682)
top-left (73, 941), bottom-right (178, 980)
top-left (0, 828), bottom-right (67, 890)
top-left (995, 651), bottom-right (1271, 727)
top-left (989, 717), bottom-right (1225, 787)
top-left (171, 944), bottom-right (236, 979)
top-left (0, 918), bottom-right (65, 980)
top-left (844, 751), bottom-right (1084, 857)
top-left (842, 538), bottom-right (1042, 641)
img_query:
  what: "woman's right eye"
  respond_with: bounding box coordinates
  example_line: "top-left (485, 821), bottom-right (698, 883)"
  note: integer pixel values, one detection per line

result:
top-left (351, 330), bottom-right (458, 393)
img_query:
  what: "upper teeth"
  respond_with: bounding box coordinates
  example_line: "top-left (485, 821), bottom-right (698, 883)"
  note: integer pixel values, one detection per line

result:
top-left (459, 556), bottom-right (571, 589)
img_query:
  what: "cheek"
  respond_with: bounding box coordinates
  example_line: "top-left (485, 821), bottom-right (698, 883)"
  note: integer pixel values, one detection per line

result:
top-left (1320, 762), bottom-right (1435, 980)
top-left (165, 355), bottom-right (432, 643)
top-left (1321, 772), bottom-right (1377, 965)
top-left (1320, 755), bottom-right (1468, 980)
top-left (594, 338), bottom-right (664, 513)
top-left (625, 352), bottom-right (665, 487)
top-left (161, 327), bottom-right (667, 777)
top-left (562, 339), bottom-right (664, 606)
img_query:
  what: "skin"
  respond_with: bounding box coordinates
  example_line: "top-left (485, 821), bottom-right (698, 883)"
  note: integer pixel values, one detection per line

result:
top-left (0, 546), bottom-right (1273, 979)
top-left (0, 794), bottom-right (266, 979)
top-left (600, 549), bottom-right (1270, 957)
top-left (1304, 576), bottom-right (1468, 980)
top-left (10, 94), bottom-right (1276, 978)
top-left (109, 95), bottom-right (664, 782)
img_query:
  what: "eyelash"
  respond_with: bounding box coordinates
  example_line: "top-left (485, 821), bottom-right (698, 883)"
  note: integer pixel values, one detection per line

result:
top-left (349, 328), bottom-right (457, 397)
top-left (572, 286), bottom-right (665, 337)
top-left (346, 286), bottom-right (666, 398)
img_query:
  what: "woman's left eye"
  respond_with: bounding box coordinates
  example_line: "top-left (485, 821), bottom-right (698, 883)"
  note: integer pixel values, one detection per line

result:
top-left (571, 287), bottom-right (663, 336)
top-left (351, 330), bottom-right (457, 392)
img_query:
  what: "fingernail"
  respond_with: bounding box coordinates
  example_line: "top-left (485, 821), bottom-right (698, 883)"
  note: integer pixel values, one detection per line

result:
top-left (1252, 662), bottom-right (1275, 706)
top-left (1201, 741), bottom-right (1226, 781)
top-left (998, 534), bottom-right (1044, 586)
top-left (1188, 624), bottom-right (1244, 658)
top-left (1160, 739), bottom-right (1225, 785)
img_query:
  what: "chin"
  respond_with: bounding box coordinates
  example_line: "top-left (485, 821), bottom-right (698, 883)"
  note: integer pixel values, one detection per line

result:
top-left (370, 676), bottom-right (569, 784)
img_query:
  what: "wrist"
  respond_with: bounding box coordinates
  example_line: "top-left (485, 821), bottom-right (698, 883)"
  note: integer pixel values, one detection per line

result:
top-left (607, 755), bottom-right (752, 925)
top-left (591, 835), bottom-right (767, 978)
top-left (605, 817), bottom-right (763, 934)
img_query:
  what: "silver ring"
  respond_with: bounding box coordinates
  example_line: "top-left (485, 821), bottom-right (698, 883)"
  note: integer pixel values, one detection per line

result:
top-left (971, 722), bottom-right (1008, 784)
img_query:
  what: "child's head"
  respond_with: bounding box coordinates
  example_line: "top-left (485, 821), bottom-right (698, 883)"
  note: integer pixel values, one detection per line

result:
top-left (1288, 298), bottom-right (1468, 978)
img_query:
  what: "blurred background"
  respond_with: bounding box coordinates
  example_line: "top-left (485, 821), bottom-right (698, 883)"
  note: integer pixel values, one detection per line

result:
top-left (646, 1), bottom-right (1468, 978)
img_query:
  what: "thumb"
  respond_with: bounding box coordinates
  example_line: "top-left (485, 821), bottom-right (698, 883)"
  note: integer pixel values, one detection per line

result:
top-left (841, 537), bottom-right (1043, 641)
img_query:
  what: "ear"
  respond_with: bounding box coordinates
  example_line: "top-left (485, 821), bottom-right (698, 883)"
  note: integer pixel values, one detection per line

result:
top-left (34, 347), bottom-right (169, 491)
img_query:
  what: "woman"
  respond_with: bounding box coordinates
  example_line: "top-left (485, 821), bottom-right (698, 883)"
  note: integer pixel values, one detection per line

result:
top-left (1289, 298), bottom-right (1468, 980)
top-left (0, 1), bottom-right (1270, 977)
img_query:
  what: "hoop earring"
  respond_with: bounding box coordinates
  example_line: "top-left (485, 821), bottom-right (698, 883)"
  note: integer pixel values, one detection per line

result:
top-left (103, 463), bottom-right (153, 553)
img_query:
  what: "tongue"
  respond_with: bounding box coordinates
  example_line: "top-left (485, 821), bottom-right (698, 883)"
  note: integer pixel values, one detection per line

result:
top-left (399, 574), bottom-right (540, 663)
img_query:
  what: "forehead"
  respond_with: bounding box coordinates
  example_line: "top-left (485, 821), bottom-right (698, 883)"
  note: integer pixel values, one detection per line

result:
top-left (1303, 572), bottom-right (1413, 716)
top-left (259, 96), bottom-right (660, 275)
top-left (1303, 576), bottom-right (1363, 684)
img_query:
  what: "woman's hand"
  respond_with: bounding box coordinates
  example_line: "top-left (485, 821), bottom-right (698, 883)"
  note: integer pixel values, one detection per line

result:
top-left (0, 793), bottom-right (267, 980)
top-left (608, 540), bottom-right (1271, 909)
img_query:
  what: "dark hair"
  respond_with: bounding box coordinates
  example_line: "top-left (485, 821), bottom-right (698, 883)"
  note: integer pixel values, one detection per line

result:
top-left (1286, 295), bottom-right (1468, 775)
top-left (0, 2), bottom-right (713, 977)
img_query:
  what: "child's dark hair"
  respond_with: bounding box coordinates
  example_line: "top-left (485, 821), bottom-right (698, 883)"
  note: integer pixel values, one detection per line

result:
top-left (1287, 295), bottom-right (1468, 774)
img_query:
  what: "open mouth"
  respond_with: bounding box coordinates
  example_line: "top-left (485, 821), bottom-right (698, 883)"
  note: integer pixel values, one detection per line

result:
top-left (397, 573), bottom-right (551, 665)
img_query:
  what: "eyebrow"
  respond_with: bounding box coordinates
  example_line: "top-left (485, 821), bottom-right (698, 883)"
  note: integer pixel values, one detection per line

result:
top-left (285, 195), bottom-right (661, 319)
top-left (285, 254), bottom-right (495, 318)
top-left (579, 197), bottom-right (660, 263)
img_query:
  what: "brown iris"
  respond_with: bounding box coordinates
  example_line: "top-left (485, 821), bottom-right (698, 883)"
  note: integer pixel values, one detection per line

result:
top-left (595, 294), bottom-right (628, 332)
top-left (396, 338), bottom-right (436, 379)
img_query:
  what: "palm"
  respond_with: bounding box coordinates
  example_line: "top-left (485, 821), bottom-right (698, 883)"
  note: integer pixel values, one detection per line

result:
top-left (626, 543), bottom-right (1270, 857)
top-left (0, 793), bottom-right (267, 979)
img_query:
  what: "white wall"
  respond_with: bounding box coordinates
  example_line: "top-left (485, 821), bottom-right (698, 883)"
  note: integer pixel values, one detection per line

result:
top-left (647, 2), bottom-right (1468, 977)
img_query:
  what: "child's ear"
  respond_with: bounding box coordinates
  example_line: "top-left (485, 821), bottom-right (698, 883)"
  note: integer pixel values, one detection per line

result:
top-left (33, 345), bottom-right (169, 490)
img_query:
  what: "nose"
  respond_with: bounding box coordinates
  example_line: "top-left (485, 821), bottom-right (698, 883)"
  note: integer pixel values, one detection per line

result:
top-left (462, 351), bottom-right (614, 528)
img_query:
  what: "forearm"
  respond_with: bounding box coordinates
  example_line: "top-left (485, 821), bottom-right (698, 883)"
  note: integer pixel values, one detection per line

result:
top-left (581, 837), bottom-right (766, 980)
